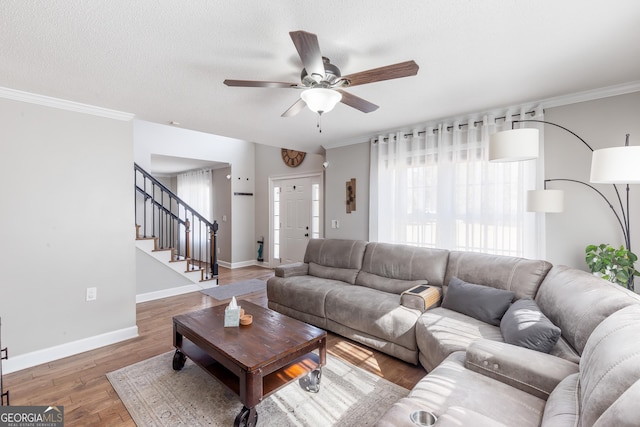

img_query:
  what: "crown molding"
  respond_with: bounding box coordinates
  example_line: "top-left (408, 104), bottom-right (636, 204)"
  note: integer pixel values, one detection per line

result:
top-left (0, 86), bottom-right (135, 121)
top-left (323, 81), bottom-right (640, 151)
top-left (538, 80), bottom-right (640, 109)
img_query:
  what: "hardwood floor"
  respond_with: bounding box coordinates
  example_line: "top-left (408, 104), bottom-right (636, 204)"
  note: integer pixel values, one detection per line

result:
top-left (4, 266), bottom-right (426, 426)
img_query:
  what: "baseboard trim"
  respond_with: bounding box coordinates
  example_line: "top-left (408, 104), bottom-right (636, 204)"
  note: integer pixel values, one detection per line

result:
top-left (3, 326), bottom-right (139, 374)
top-left (136, 284), bottom-right (203, 303)
top-left (226, 260), bottom-right (272, 269)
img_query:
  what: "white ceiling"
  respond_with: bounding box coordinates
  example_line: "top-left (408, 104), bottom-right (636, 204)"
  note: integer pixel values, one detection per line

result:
top-left (2, 1), bottom-right (640, 155)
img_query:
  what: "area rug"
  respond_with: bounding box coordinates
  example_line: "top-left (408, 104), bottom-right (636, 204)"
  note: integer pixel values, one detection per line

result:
top-left (107, 351), bottom-right (408, 426)
top-left (200, 278), bottom-right (266, 301)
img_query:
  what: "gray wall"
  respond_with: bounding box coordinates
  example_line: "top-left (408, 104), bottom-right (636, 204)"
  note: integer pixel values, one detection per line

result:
top-left (544, 91), bottom-right (640, 275)
top-left (325, 141), bottom-right (370, 240)
top-left (212, 167), bottom-right (232, 264)
top-left (0, 97), bottom-right (137, 359)
top-left (136, 249), bottom-right (192, 294)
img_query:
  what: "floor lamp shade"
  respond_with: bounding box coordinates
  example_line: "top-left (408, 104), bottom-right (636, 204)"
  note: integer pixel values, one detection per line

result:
top-left (527, 189), bottom-right (564, 212)
top-left (489, 128), bottom-right (539, 162)
top-left (590, 146), bottom-right (640, 184)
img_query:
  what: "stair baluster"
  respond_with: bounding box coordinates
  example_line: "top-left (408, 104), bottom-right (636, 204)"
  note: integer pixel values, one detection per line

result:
top-left (134, 163), bottom-right (218, 281)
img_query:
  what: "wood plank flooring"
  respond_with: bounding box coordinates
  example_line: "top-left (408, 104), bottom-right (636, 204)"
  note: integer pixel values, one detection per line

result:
top-left (4, 266), bottom-right (426, 426)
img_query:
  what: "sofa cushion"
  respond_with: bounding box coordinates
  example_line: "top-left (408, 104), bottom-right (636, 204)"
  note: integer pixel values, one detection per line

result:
top-left (356, 242), bottom-right (449, 292)
top-left (500, 298), bottom-right (561, 353)
top-left (442, 277), bottom-right (515, 326)
top-left (535, 265), bottom-right (640, 356)
top-left (304, 238), bottom-right (367, 268)
top-left (416, 307), bottom-right (504, 372)
top-left (444, 251), bottom-right (552, 299)
top-left (578, 304), bottom-right (640, 426)
top-left (266, 275), bottom-right (350, 318)
top-left (355, 271), bottom-right (426, 295)
top-left (302, 239), bottom-right (367, 284)
top-left (376, 352), bottom-right (545, 427)
top-left (324, 285), bottom-right (421, 350)
top-left (308, 262), bottom-right (359, 284)
top-left (540, 373), bottom-right (579, 427)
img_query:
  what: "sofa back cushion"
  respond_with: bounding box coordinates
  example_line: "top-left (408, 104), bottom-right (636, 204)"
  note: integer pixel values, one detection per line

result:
top-left (356, 242), bottom-right (449, 294)
top-left (578, 304), bottom-right (640, 426)
top-left (304, 239), bottom-right (367, 285)
top-left (443, 251), bottom-right (552, 300)
top-left (535, 265), bottom-right (640, 356)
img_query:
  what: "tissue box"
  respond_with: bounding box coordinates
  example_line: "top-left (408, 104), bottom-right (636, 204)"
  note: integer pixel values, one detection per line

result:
top-left (224, 306), bottom-right (241, 327)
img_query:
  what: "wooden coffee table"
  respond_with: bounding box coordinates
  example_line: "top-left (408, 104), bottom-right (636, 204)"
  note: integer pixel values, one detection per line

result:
top-left (172, 300), bottom-right (327, 427)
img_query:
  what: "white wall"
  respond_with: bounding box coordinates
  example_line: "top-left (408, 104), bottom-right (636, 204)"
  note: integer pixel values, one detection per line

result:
top-left (134, 120), bottom-right (256, 265)
top-left (324, 141), bottom-right (370, 240)
top-left (0, 96), bottom-right (137, 366)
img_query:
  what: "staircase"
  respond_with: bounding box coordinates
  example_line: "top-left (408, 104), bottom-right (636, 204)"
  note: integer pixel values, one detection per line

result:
top-left (134, 163), bottom-right (218, 288)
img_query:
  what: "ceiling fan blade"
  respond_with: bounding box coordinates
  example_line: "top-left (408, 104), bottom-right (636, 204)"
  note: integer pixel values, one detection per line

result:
top-left (341, 60), bottom-right (419, 87)
top-left (224, 79), bottom-right (298, 88)
top-left (336, 90), bottom-right (379, 113)
top-left (289, 31), bottom-right (325, 81)
top-left (281, 98), bottom-right (307, 117)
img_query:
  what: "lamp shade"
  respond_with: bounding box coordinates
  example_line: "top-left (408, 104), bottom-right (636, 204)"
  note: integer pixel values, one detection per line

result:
top-left (489, 128), bottom-right (539, 162)
top-left (301, 88), bottom-right (342, 114)
top-left (527, 189), bottom-right (564, 213)
top-left (590, 146), bottom-right (640, 184)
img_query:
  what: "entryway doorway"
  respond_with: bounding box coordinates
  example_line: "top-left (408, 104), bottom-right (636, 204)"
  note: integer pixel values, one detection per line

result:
top-left (270, 173), bottom-right (323, 267)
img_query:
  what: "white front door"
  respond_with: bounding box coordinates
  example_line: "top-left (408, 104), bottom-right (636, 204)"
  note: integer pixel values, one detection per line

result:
top-left (278, 177), bottom-right (312, 264)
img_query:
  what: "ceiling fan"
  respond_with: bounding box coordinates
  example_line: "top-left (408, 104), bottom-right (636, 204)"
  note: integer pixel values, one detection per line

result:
top-left (224, 31), bottom-right (419, 119)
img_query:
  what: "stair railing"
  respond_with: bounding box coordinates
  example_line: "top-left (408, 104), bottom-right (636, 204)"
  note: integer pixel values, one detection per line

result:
top-left (134, 163), bottom-right (218, 280)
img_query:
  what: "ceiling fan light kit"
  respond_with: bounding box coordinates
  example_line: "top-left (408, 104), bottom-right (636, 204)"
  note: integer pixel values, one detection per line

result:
top-left (300, 88), bottom-right (342, 114)
top-left (224, 30), bottom-right (419, 129)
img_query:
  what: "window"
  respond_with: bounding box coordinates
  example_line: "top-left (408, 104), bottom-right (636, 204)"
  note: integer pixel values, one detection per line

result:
top-left (273, 186), bottom-right (280, 260)
top-left (311, 183), bottom-right (320, 238)
top-left (371, 114), bottom-right (540, 257)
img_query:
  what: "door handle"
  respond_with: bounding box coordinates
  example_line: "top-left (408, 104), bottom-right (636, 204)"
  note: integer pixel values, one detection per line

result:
top-left (304, 233), bottom-right (309, 237)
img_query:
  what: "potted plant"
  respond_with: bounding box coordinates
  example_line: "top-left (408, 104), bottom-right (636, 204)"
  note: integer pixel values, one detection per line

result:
top-left (585, 244), bottom-right (640, 291)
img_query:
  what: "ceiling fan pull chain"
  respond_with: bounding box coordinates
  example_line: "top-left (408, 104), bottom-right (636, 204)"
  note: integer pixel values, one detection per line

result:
top-left (317, 112), bottom-right (323, 133)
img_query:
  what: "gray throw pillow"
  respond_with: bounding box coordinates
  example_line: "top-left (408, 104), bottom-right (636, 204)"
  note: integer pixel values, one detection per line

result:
top-left (500, 298), bottom-right (561, 353)
top-left (442, 277), bottom-right (515, 326)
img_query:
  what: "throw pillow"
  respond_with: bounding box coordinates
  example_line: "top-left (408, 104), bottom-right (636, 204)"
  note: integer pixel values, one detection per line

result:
top-left (442, 277), bottom-right (515, 326)
top-left (501, 298), bottom-right (561, 353)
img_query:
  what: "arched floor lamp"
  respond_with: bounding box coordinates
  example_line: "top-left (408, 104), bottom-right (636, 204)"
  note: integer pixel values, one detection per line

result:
top-left (489, 120), bottom-right (640, 288)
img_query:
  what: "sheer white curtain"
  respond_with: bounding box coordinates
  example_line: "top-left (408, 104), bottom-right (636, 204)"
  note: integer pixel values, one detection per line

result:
top-left (370, 109), bottom-right (543, 258)
top-left (177, 169), bottom-right (213, 260)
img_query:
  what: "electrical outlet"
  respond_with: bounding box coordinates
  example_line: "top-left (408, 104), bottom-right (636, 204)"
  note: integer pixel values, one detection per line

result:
top-left (86, 287), bottom-right (97, 301)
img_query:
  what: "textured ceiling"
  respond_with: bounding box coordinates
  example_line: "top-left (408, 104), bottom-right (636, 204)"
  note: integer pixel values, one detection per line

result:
top-left (2, 1), bottom-right (640, 154)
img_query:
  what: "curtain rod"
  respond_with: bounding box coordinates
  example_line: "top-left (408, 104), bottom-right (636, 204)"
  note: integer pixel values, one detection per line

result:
top-left (378, 110), bottom-right (538, 143)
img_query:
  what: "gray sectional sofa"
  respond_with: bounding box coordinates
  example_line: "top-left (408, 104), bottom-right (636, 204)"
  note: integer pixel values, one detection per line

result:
top-left (266, 238), bottom-right (640, 426)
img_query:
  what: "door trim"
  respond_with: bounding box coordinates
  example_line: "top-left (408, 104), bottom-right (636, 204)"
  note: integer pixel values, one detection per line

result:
top-left (268, 171), bottom-right (324, 268)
